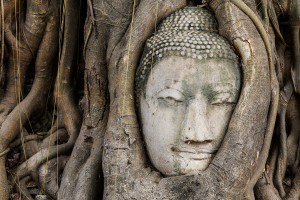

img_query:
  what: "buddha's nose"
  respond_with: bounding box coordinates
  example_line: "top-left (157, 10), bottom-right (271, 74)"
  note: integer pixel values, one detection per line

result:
top-left (181, 100), bottom-right (213, 144)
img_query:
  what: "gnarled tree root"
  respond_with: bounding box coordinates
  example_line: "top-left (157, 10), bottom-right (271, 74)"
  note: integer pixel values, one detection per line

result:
top-left (0, 0), bottom-right (60, 198)
top-left (57, 0), bottom-right (109, 198)
top-left (38, 156), bottom-right (69, 199)
top-left (0, 0), bottom-right (51, 125)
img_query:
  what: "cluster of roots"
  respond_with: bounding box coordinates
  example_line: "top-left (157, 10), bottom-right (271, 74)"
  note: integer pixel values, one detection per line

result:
top-left (0, 0), bottom-right (83, 199)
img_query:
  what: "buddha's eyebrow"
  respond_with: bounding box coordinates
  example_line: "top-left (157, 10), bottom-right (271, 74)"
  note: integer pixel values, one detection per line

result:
top-left (211, 83), bottom-right (240, 92)
top-left (147, 79), bottom-right (182, 97)
top-left (153, 79), bottom-right (183, 91)
top-left (163, 79), bottom-right (181, 85)
top-left (207, 84), bottom-right (240, 99)
top-left (154, 87), bottom-right (184, 96)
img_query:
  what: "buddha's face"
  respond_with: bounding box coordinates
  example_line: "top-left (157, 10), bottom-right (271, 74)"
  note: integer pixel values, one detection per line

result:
top-left (139, 56), bottom-right (241, 176)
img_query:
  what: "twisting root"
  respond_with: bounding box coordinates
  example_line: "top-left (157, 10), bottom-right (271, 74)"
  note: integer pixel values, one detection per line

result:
top-left (286, 169), bottom-right (300, 199)
top-left (14, 128), bottom-right (77, 182)
top-left (0, 0), bottom-right (59, 199)
top-left (291, 28), bottom-right (300, 93)
top-left (9, 135), bottom-right (45, 148)
top-left (286, 95), bottom-right (300, 170)
top-left (38, 156), bottom-right (69, 198)
top-left (0, 148), bottom-right (10, 157)
top-left (17, 176), bottom-right (33, 200)
top-left (0, 0), bottom-right (16, 88)
top-left (0, 0), bottom-right (50, 123)
top-left (254, 172), bottom-right (281, 200)
top-left (270, 145), bottom-right (279, 180)
top-left (274, 81), bottom-right (293, 197)
top-left (289, 1), bottom-right (300, 93)
top-left (10, 123), bottom-right (67, 192)
top-left (226, 1), bottom-right (279, 198)
top-left (47, 0), bottom-right (82, 198)
top-left (261, 0), bottom-right (269, 27)
top-left (294, 139), bottom-right (300, 172)
top-left (40, 129), bottom-right (68, 149)
top-left (0, 0), bottom-right (5, 83)
top-left (53, 0), bottom-right (81, 142)
top-left (58, 0), bottom-right (107, 198)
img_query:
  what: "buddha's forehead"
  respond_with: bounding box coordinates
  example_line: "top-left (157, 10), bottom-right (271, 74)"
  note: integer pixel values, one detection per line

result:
top-left (146, 56), bottom-right (241, 95)
top-left (148, 56), bottom-right (240, 82)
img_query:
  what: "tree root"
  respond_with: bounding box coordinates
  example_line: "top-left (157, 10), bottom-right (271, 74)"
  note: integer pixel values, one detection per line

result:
top-left (289, 1), bottom-right (300, 93)
top-left (17, 176), bottom-right (34, 200)
top-left (0, 0), bottom-right (51, 125)
top-left (14, 130), bottom-right (77, 182)
top-left (39, 156), bottom-right (68, 199)
top-left (274, 81), bottom-right (293, 197)
top-left (10, 135), bottom-right (45, 148)
top-left (46, 0), bottom-right (83, 198)
top-left (285, 169), bottom-right (300, 199)
top-left (0, 0), bottom-right (59, 198)
top-left (254, 173), bottom-right (281, 200)
top-left (266, 140), bottom-right (279, 184)
top-left (0, 148), bottom-right (10, 157)
top-left (222, 1), bottom-right (279, 197)
top-left (286, 95), bottom-right (300, 169)
top-left (58, 0), bottom-right (108, 198)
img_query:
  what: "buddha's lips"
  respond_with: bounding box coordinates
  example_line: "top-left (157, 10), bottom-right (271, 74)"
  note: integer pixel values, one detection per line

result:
top-left (171, 146), bottom-right (218, 154)
top-left (178, 152), bottom-right (214, 161)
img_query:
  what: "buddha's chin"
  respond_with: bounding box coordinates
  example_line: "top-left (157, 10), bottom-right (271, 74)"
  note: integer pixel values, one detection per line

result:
top-left (160, 156), bottom-right (213, 176)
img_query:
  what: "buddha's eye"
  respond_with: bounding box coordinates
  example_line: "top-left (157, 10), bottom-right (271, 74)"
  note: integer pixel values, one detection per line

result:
top-left (156, 89), bottom-right (185, 107)
top-left (158, 96), bottom-right (184, 106)
top-left (210, 92), bottom-right (237, 106)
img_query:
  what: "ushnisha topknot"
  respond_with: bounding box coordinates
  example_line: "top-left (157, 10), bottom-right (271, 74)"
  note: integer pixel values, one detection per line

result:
top-left (157, 6), bottom-right (218, 33)
top-left (135, 6), bottom-right (239, 98)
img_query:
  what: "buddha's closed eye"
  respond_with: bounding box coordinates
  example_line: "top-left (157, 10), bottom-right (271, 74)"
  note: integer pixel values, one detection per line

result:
top-left (156, 88), bottom-right (185, 107)
top-left (210, 92), bottom-right (237, 106)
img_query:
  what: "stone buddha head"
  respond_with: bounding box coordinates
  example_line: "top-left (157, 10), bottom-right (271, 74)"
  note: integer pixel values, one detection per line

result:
top-left (136, 6), bottom-right (241, 176)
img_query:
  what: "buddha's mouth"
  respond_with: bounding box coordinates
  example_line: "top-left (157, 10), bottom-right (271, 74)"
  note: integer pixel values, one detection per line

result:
top-left (171, 146), bottom-right (218, 155)
top-left (179, 152), bottom-right (214, 161)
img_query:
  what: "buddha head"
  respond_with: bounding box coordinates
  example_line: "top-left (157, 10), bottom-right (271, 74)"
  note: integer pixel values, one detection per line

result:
top-left (135, 6), bottom-right (241, 176)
